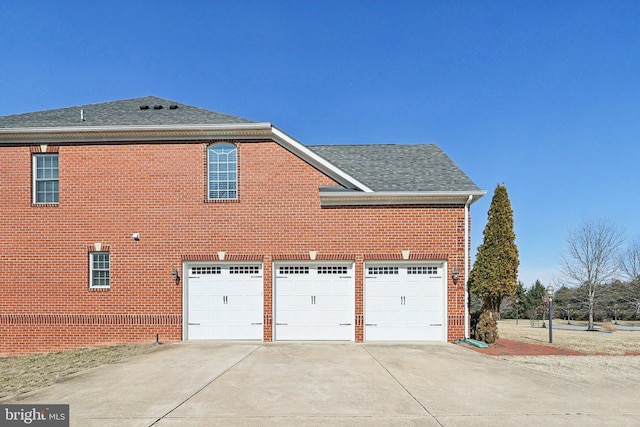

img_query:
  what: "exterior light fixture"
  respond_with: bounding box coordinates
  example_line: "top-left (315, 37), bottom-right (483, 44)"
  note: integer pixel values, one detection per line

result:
top-left (172, 269), bottom-right (180, 284)
top-left (452, 267), bottom-right (459, 284)
top-left (546, 284), bottom-right (554, 343)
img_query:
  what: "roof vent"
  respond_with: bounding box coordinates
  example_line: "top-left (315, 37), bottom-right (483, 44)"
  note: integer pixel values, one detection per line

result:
top-left (153, 105), bottom-right (163, 110)
top-left (140, 105), bottom-right (150, 110)
top-left (169, 104), bottom-right (178, 110)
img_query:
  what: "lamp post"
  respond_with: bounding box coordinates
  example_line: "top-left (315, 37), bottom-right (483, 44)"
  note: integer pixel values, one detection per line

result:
top-left (546, 284), bottom-right (554, 343)
top-left (515, 298), bottom-right (519, 325)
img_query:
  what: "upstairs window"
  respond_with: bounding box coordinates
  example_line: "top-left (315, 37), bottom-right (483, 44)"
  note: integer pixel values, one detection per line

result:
top-left (33, 153), bottom-right (59, 203)
top-left (90, 252), bottom-right (110, 288)
top-left (208, 143), bottom-right (237, 200)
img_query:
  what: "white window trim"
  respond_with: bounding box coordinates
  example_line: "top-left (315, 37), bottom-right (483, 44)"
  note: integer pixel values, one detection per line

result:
top-left (207, 142), bottom-right (238, 200)
top-left (32, 153), bottom-right (59, 204)
top-left (89, 251), bottom-right (110, 289)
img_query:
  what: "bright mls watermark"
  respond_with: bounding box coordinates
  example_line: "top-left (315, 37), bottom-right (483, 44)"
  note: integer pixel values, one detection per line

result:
top-left (1, 405), bottom-right (68, 426)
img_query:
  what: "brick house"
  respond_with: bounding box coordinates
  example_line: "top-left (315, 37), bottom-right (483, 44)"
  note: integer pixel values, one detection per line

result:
top-left (0, 96), bottom-right (485, 355)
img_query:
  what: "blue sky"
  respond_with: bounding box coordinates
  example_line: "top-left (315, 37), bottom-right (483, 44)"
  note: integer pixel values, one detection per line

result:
top-left (1, 1), bottom-right (639, 287)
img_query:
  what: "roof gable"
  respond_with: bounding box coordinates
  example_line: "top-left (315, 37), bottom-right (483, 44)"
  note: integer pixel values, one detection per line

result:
top-left (0, 96), bottom-right (252, 128)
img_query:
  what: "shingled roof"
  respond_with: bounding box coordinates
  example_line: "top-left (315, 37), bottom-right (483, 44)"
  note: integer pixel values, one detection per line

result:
top-left (0, 96), bottom-right (252, 128)
top-left (0, 97), bottom-right (482, 197)
top-left (309, 144), bottom-right (481, 192)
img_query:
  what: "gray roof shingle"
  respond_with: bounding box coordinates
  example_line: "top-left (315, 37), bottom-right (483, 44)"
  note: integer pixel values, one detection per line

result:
top-left (0, 96), bottom-right (253, 128)
top-left (309, 144), bottom-right (480, 192)
top-left (0, 97), bottom-right (480, 193)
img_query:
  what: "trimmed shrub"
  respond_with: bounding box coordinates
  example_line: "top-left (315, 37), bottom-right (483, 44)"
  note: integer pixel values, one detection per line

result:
top-left (475, 310), bottom-right (498, 343)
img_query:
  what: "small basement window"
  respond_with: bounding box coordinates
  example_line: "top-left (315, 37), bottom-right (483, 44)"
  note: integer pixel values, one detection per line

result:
top-left (89, 252), bottom-right (110, 288)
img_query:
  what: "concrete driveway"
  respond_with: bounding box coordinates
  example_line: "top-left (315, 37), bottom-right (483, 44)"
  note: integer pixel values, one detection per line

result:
top-left (7, 342), bottom-right (639, 426)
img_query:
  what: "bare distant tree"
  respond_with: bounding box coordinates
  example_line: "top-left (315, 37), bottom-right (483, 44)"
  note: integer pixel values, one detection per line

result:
top-left (620, 237), bottom-right (640, 282)
top-left (559, 218), bottom-right (625, 330)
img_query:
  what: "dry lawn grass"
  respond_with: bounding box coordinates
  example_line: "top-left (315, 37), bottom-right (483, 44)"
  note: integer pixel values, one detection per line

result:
top-left (498, 319), bottom-right (640, 355)
top-left (497, 319), bottom-right (640, 384)
top-left (0, 343), bottom-right (158, 399)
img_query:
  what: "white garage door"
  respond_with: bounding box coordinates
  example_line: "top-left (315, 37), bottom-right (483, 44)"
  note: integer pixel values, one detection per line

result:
top-left (365, 264), bottom-right (445, 341)
top-left (274, 263), bottom-right (354, 341)
top-left (186, 264), bottom-right (263, 340)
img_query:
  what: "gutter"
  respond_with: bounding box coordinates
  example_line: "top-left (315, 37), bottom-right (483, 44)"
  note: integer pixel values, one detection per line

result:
top-left (319, 189), bottom-right (486, 206)
top-left (0, 123), bottom-right (275, 144)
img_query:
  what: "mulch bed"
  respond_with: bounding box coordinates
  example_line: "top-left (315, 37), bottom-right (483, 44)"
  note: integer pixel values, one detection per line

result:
top-left (465, 339), bottom-right (588, 356)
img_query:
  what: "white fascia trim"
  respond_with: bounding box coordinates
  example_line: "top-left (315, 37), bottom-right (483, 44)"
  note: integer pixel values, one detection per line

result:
top-left (319, 190), bottom-right (487, 206)
top-left (270, 126), bottom-right (373, 192)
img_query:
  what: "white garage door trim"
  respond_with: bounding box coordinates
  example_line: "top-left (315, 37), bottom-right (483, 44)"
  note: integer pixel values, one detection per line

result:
top-left (364, 261), bottom-right (447, 341)
top-left (183, 262), bottom-right (264, 341)
top-left (273, 261), bottom-right (355, 341)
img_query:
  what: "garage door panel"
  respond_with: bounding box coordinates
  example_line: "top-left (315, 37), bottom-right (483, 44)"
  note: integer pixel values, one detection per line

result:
top-left (275, 264), bottom-right (354, 341)
top-left (365, 264), bottom-right (445, 341)
top-left (315, 307), bottom-right (350, 323)
top-left (186, 264), bottom-right (263, 340)
top-left (404, 308), bottom-right (428, 324)
top-left (188, 313), bottom-right (208, 330)
top-left (366, 325), bottom-right (440, 341)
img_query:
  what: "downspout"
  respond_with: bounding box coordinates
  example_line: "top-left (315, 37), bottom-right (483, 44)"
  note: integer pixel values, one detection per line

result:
top-left (464, 194), bottom-right (473, 339)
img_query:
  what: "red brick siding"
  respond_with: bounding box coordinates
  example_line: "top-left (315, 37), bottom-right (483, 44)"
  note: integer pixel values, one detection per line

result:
top-left (0, 140), bottom-right (471, 355)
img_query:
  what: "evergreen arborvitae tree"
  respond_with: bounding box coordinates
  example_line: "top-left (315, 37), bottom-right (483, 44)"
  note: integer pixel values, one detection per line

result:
top-left (469, 184), bottom-right (519, 314)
